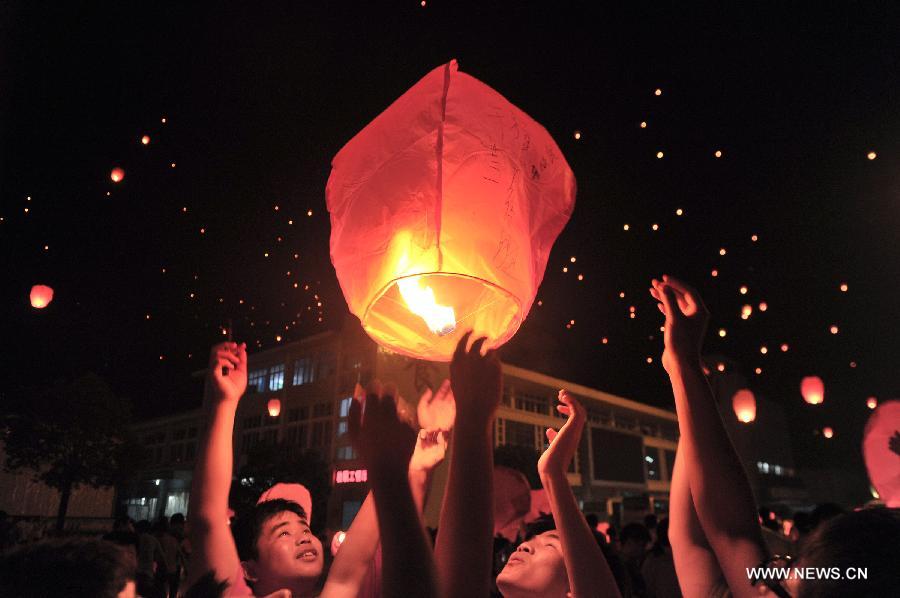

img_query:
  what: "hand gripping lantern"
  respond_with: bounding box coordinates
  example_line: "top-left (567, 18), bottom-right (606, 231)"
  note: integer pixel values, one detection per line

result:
top-left (326, 60), bottom-right (576, 361)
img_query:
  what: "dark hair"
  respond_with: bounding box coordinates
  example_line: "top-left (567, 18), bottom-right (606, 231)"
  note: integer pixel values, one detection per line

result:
top-left (233, 499), bottom-right (308, 561)
top-left (620, 522), bottom-right (651, 545)
top-left (523, 514), bottom-right (556, 540)
top-left (650, 517), bottom-right (671, 555)
top-left (809, 503), bottom-right (844, 530)
top-left (585, 513), bottom-right (599, 528)
top-left (798, 507), bottom-right (900, 598)
top-left (170, 513), bottom-right (185, 526)
top-left (0, 538), bottom-right (136, 598)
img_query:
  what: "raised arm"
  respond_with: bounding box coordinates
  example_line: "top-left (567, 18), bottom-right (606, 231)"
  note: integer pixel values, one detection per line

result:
top-left (321, 383), bottom-right (450, 598)
top-left (668, 440), bottom-right (727, 597)
top-left (185, 342), bottom-right (247, 591)
top-left (538, 390), bottom-right (620, 598)
top-left (348, 385), bottom-right (438, 598)
top-left (651, 276), bottom-right (767, 597)
top-left (434, 333), bottom-right (502, 598)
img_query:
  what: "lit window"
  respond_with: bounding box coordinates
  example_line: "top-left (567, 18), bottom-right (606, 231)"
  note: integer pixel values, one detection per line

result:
top-left (248, 369), bottom-right (267, 393)
top-left (339, 397), bottom-right (353, 418)
top-left (268, 364), bottom-right (285, 391)
top-left (293, 357), bottom-right (315, 385)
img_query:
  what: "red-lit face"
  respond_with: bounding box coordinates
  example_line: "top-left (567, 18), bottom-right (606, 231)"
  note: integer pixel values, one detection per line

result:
top-left (496, 531), bottom-right (568, 597)
top-left (248, 511), bottom-right (324, 592)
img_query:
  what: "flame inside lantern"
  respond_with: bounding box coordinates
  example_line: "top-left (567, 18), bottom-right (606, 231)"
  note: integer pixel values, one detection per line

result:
top-left (267, 398), bottom-right (281, 417)
top-left (30, 285), bottom-right (54, 309)
top-left (732, 389), bottom-right (757, 423)
top-left (397, 277), bottom-right (456, 336)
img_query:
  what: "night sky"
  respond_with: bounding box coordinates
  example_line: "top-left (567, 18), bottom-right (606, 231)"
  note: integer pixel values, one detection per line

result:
top-left (3, 2), bottom-right (899, 475)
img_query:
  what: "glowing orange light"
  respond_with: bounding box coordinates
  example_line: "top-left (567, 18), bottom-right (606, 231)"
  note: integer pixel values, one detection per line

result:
top-left (654, 88), bottom-right (662, 96)
top-left (562, 266), bottom-right (568, 273)
top-left (161, 117), bottom-right (167, 123)
top-left (716, 363), bottom-right (725, 372)
top-left (623, 224), bottom-right (630, 231)
top-left (651, 223), bottom-right (659, 231)
top-left (675, 208), bottom-right (683, 216)
top-left (801, 376), bottom-right (825, 405)
top-left (274, 205), bottom-right (280, 211)
top-left (646, 357), bottom-right (653, 364)
top-left (29, 285), bottom-right (54, 309)
top-left (573, 130), bottom-right (581, 140)
top-left (739, 285), bottom-right (748, 295)
top-left (327, 61), bottom-right (574, 361)
top-left (867, 151), bottom-right (877, 160)
top-left (629, 306), bottom-right (636, 313)
top-left (829, 325), bottom-right (839, 335)
top-left (719, 248), bottom-right (727, 256)
top-left (110, 168), bottom-right (125, 183)
top-left (570, 256), bottom-right (576, 263)
top-left (751, 234), bottom-right (758, 242)
top-left (702, 366), bottom-right (711, 375)
top-left (618, 292), bottom-right (625, 298)
top-left (307, 209), bottom-right (313, 217)
top-left (849, 361), bottom-right (857, 368)
top-left (577, 274), bottom-right (584, 281)
top-left (760, 346), bottom-right (768, 354)
top-left (267, 398), bottom-right (282, 417)
top-left (839, 283), bottom-right (848, 292)
top-left (714, 150), bottom-right (722, 158)
top-left (741, 304), bottom-right (753, 319)
top-left (732, 389), bottom-right (757, 423)
top-left (780, 343), bottom-right (789, 352)
top-left (275, 335), bottom-right (282, 342)
top-left (759, 302), bottom-right (768, 312)
top-left (141, 135), bottom-right (150, 145)
top-left (823, 427), bottom-right (834, 439)
top-left (601, 337), bottom-right (608, 344)
top-left (866, 397), bottom-right (878, 409)
top-left (755, 367), bottom-right (762, 374)
top-left (718, 328), bottom-right (727, 337)
top-left (656, 151), bottom-right (664, 159)
top-left (711, 269), bottom-right (719, 277)
top-left (640, 121), bottom-right (647, 128)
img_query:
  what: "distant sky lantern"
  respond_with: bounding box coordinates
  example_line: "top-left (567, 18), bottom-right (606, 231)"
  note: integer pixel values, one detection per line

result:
top-left (716, 362), bottom-right (725, 372)
top-left (711, 269), bottom-right (719, 277)
top-left (759, 302), bottom-right (768, 312)
top-left (822, 426), bottom-right (834, 439)
top-left (141, 135), bottom-right (150, 145)
top-left (732, 389), bottom-right (757, 423)
top-left (326, 60), bottom-right (575, 361)
top-left (573, 130), bottom-right (581, 140)
top-left (829, 325), bottom-right (839, 334)
top-left (741, 304), bottom-right (753, 319)
top-left (714, 150), bottom-right (722, 158)
top-left (29, 284), bottom-right (54, 309)
top-left (654, 88), bottom-right (662, 96)
top-left (751, 234), bottom-right (758, 242)
top-left (781, 343), bottom-right (789, 352)
top-left (839, 283), bottom-right (848, 292)
top-left (675, 208), bottom-right (683, 216)
top-left (267, 398), bottom-right (281, 417)
top-left (110, 167), bottom-right (124, 183)
top-left (760, 346), bottom-right (768, 354)
top-left (866, 397), bottom-right (878, 409)
top-left (623, 224), bottom-right (630, 231)
top-left (719, 248), bottom-right (727, 256)
top-left (867, 151), bottom-right (877, 160)
top-left (739, 285), bottom-right (748, 295)
top-left (656, 151), bottom-right (664, 159)
top-left (801, 376), bottom-right (825, 405)
top-left (718, 328), bottom-right (727, 337)
top-left (640, 121), bottom-right (647, 128)
top-left (755, 367), bottom-right (762, 374)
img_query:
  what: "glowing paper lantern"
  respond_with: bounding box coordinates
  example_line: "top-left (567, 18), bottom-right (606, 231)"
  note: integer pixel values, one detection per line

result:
top-left (732, 389), bottom-right (757, 423)
top-left (110, 167), bottom-right (124, 183)
top-left (863, 400), bottom-right (900, 507)
top-left (327, 60), bottom-right (575, 360)
top-left (29, 284), bottom-right (54, 309)
top-left (801, 376), bottom-right (824, 405)
top-left (267, 398), bottom-right (281, 417)
top-left (822, 427), bottom-right (834, 439)
top-left (866, 397), bottom-right (878, 410)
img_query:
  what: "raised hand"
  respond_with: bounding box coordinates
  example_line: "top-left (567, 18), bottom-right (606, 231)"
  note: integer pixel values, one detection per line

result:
top-left (204, 342), bottom-right (247, 406)
top-left (538, 390), bottom-right (586, 478)
top-left (416, 379), bottom-right (456, 433)
top-left (650, 275), bottom-right (710, 373)
top-left (449, 331), bottom-right (502, 432)
top-left (349, 384), bottom-right (418, 478)
top-left (409, 429), bottom-right (448, 473)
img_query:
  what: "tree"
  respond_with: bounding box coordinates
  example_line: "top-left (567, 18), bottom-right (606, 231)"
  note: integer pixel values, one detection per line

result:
top-left (1, 373), bottom-right (146, 532)
top-left (229, 442), bottom-right (332, 534)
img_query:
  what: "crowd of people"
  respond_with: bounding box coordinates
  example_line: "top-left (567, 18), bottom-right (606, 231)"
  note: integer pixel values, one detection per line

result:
top-left (1, 276), bottom-right (898, 597)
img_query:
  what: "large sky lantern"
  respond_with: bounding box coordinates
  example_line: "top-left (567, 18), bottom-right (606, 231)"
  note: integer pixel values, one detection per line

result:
top-left (29, 284), bottom-right (54, 309)
top-left (327, 60), bottom-right (575, 361)
top-left (800, 376), bottom-right (825, 405)
top-left (732, 389), bottom-right (757, 423)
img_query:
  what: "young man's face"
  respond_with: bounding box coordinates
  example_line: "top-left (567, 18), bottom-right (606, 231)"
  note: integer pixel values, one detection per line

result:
top-left (496, 531), bottom-right (568, 597)
top-left (251, 511), bottom-right (324, 587)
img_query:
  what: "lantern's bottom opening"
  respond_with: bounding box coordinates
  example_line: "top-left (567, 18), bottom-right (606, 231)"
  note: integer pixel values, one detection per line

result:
top-left (362, 273), bottom-right (522, 362)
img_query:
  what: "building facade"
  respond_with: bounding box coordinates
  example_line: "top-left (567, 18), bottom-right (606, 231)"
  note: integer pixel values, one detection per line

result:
top-left (125, 323), bottom-right (682, 531)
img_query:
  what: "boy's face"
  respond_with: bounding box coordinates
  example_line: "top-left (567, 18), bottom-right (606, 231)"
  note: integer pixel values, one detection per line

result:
top-left (496, 531), bottom-right (568, 597)
top-left (252, 511), bottom-right (324, 586)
